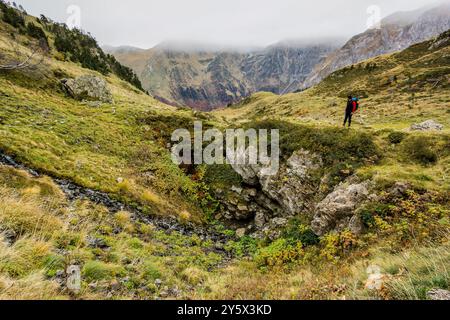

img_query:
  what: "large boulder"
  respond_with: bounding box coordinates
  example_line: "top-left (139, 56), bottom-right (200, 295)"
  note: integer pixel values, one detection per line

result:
top-left (62, 75), bottom-right (113, 104)
top-left (410, 120), bottom-right (443, 131)
top-left (311, 179), bottom-right (371, 236)
top-left (258, 149), bottom-right (323, 216)
top-left (231, 149), bottom-right (323, 217)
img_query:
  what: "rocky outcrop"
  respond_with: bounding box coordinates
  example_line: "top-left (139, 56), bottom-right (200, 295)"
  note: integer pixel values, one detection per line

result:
top-left (311, 179), bottom-right (372, 236)
top-left (220, 146), bottom-right (380, 238)
top-left (218, 149), bottom-right (324, 238)
top-left (410, 119), bottom-right (444, 131)
top-left (258, 150), bottom-right (323, 216)
top-left (427, 289), bottom-right (450, 300)
top-left (62, 75), bottom-right (113, 104)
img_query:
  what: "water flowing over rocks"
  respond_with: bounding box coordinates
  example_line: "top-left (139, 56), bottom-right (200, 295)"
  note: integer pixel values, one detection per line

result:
top-left (0, 151), bottom-right (231, 248)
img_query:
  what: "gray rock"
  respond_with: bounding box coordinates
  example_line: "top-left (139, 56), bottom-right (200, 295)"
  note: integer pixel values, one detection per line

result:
top-left (109, 279), bottom-right (121, 291)
top-left (348, 215), bottom-right (365, 235)
top-left (258, 149), bottom-right (323, 216)
top-left (2, 229), bottom-right (17, 245)
top-left (82, 100), bottom-right (103, 108)
top-left (62, 75), bottom-right (113, 103)
top-left (154, 279), bottom-right (163, 288)
top-left (237, 205), bottom-right (249, 212)
top-left (236, 228), bottom-right (247, 238)
top-left (389, 182), bottom-right (410, 197)
top-left (233, 149), bottom-right (322, 217)
top-left (87, 236), bottom-right (110, 249)
top-left (160, 286), bottom-right (169, 298)
top-left (311, 180), bottom-right (371, 236)
top-left (254, 212), bottom-right (266, 228)
top-left (222, 149), bottom-right (323, 234)
top-left (231, 186), bottom-right (243, 194)
top-left (410, 120), bottom-right (444, 131)
top-left (271, 218), bottom-right (288, 227)
top-left (427, 289), bottom-right (450, 300)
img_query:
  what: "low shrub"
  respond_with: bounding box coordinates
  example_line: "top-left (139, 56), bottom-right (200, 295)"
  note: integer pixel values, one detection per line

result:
top-left (26, 23), bottom-right (48, 46)
top-left (255, 239), bottom-right (304, 268)
top-left (1, 6), bottom-right (25, 29)
top-left (387, 131), bottom-right (407, 144)
top-left (402, 136), bottom-right (438, 165)
top-left (283, 221), bottom-right (319, 247)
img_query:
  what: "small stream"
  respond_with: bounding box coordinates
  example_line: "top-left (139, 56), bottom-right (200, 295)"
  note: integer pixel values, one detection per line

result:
top-left (0, 151), bottom-right (232, 247)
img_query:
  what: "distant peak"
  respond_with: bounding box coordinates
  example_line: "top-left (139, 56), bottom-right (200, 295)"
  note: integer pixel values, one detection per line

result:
top-left (102, 45), bottom-right (146, 54)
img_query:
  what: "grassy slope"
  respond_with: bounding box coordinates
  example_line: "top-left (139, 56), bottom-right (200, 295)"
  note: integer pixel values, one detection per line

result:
top-left (0, 17), bottom-right (218, 222)
top-left (0, 166), bottom-right (226, 299)
top-left (0, 15), bottom-right (232, 300)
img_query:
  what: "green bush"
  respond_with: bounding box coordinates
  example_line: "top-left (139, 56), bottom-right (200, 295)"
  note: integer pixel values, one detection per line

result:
top-left (387, 131), bottom-right (407, 144)
top-left (246, 120), bottom-right (380, 187)
top-left (51, 22), bottom-right (143, 89)
top-left (403, 136), bottom-right (438, 165)
top-left (254, 239), bottom-right (304, 267)
top-left (142, 261), bottom-right (162, 281)
top-left (224, 236), bottom-right (258, 257)
top-left (283, 221), bottom-right (319, 246)
top-left (248, 120), bottom-right (380, 165)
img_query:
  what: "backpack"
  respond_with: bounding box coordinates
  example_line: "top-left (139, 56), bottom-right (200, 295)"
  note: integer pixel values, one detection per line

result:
top-left (352, 98), bottom-right (359, 112)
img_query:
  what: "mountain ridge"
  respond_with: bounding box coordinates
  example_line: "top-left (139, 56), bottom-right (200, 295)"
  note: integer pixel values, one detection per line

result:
top-left (110, 38), bottom-right (342, 110)
top-left (109, 3), bottom-right (450, 110)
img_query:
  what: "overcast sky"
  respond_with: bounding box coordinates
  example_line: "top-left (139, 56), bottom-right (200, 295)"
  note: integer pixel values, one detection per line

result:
top-left (14, 0), bottom-right (447, 49)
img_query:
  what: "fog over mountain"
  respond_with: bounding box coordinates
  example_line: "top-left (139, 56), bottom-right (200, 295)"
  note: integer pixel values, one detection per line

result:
top-left (13, 0), bottom-right (449, 110)
top-left (15, 0), bottom-right (444, 48)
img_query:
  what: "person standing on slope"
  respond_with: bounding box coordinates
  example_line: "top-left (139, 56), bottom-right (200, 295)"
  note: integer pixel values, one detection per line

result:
top-left (344, 95), bottom-right (354, 128)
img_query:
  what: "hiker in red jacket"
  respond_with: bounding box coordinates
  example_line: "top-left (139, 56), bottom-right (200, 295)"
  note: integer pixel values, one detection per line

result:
top-left (344, 96), bottom-right (359, 128)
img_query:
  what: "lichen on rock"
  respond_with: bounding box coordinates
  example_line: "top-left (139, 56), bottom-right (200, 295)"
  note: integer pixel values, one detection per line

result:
top-left (62, 75), bottom-right (113, 104)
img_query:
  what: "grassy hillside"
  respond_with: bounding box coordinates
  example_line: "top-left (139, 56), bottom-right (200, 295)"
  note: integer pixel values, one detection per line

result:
top-left (1, 164), bottom-right (447, 300)
top-left (215, 30), bottom-right (450, 131)
top-left (0, 10), bottom-right (221, 222)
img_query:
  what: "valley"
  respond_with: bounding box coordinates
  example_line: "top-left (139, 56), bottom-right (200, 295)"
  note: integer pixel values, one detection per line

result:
top-left (0, 1), bottom-right (449, 301)
top-left (109, 3), bottom-right (450, 110)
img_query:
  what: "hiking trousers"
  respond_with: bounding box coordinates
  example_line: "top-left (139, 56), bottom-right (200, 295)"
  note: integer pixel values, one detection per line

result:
top-left (344, 112), bottom-right (353, 127)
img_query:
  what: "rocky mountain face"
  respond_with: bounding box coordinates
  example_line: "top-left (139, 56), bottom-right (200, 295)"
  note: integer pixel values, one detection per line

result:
top-left (212, 29), bottom-right (450, 239)
top-left (107, 41), bottom-right (340, 110)
top-left (302, 3), bottom-right (450, 88)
